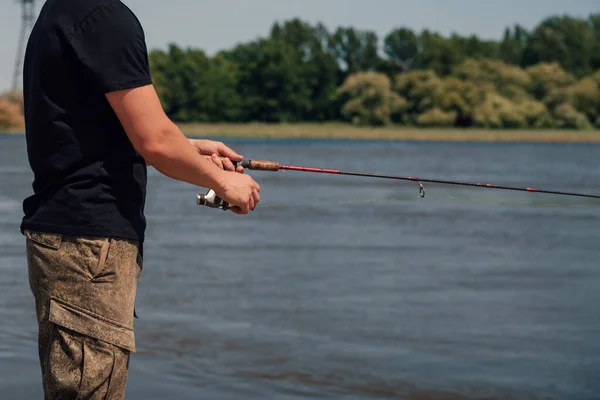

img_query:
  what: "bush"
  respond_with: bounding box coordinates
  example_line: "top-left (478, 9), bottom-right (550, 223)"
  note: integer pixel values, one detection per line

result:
top-left (520, 99), bottom-right (553, 128)
top-left (473, 93), bottom-right (527, 129)
top-left (0, 92), bottom-right (24, 131)
top-left (338, 72), bottom-right (408, 126)
top-left (394, 70), bottom-right (441, 115)
top-left (566, 76), bottom-right (600, 123)
top-left (553, 103), bottom-right (592, 129)
top-left (430, 77), bottom-right (487, 125)
top-left (526, 62), bottom-right (575, 101)
top-left (454, 58), bottom-right (531, 100)
top-left (416, 108), bottom-right (457, 127)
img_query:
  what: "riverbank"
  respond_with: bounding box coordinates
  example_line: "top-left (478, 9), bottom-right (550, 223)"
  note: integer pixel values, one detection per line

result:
top-left (4, 124), bottom-right (600, 142)
top-left (179, 123), bottom-right (600, 142)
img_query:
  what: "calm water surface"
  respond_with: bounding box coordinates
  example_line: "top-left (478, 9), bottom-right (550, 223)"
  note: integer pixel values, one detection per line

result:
top-left (1, 134), bottom-right (599, 399)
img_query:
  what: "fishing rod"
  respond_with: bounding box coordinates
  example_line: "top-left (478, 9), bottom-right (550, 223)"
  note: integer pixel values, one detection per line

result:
top-left (197, 159), bottom-right (600, 210)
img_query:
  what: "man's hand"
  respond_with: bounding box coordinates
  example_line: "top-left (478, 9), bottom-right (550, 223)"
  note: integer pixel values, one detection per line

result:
top-left (215, 171), bottom-right (261, 214)
top-left (189, 139), bottom-right (244, 173)
top-left (189, 139), bottom-right (260, 212)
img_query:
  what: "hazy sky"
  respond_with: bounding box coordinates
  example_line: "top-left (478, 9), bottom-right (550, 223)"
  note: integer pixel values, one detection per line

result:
top-left (0, 0), bottom-right (597, 92)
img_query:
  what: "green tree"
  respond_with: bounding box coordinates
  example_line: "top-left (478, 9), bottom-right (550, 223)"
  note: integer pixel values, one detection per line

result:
top-left (192, 54), bottom-right (242, 122)
top-left (270, 20), bottom-right (340, 121)
top-left (329, 27), bottom-right (381, 76)
top-left (453, 34), bottom-right (499, 59)
top-left (499, 25), bottom-right (529, 65)
top-left (589, 14), bottom-right (600, 70)
top-left (149, 45), bottom-right (188, 121)
top-left (384, 28), bottom-right (418, 72)
top-left (149, 45), bottom-right (241, 122)
top-left (225, 38), bottom-right (313, 122)
top-left (417, 30), bottom-right (464, 75)
top-left (522, 16), bottom-right (595, 76)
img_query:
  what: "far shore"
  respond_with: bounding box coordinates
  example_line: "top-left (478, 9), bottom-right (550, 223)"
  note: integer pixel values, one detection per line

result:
top-left (180, 124), bottom-right (600, 143)
top-left (4, 123), bottom-right (600, 143)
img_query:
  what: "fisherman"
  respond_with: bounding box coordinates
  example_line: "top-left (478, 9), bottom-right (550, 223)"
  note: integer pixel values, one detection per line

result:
top-left (20, 0), bottom-right (260, 398)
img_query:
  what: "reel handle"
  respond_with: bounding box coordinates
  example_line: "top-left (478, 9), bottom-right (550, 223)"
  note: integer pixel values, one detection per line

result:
top-left (197, 189), bottom-right (230, 211)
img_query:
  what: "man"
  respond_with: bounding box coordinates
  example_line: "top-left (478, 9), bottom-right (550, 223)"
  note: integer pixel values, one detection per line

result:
top-left (21, 0), bottom-right (260, 398)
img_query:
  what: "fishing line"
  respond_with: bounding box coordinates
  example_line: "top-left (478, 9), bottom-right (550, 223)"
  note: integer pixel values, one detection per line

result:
top-left (248, 195), bottom-right (596, 210)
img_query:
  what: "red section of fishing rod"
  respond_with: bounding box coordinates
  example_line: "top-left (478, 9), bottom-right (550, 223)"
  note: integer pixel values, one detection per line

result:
top-left (276, 164), bottom-right (600, 200)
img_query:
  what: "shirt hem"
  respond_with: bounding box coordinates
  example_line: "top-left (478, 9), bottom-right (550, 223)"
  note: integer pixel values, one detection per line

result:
top-left (20, 221), bottom-right (144, 243)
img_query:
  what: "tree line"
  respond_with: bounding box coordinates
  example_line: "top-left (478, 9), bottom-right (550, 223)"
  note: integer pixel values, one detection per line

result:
top-left (149, 14), bottom-right (600, 129)
top-left (2, 13), bottom-right (599, 131)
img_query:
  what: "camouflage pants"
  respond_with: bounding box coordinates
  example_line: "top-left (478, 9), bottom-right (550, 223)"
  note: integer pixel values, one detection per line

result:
top-left (25, 230), bottom-right (143, 400)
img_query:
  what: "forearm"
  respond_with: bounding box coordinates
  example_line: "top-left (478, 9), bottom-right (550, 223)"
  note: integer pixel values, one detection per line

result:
top-left (142, 122), bottom-right (226, 189)
top-left (145, 138), bottom-right (195, 165)
top-left (105, 85), bottom-right (228, 190)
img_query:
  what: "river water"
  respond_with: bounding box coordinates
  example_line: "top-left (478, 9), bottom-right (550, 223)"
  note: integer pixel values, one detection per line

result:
top-left (1, 133), bottom-right (599, 399)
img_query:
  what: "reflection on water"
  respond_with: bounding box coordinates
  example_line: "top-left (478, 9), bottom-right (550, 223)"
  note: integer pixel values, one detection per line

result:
top-left (1, 134), bottom-right (599, 399)
top-left (237, 370), bottom-right (510, 400)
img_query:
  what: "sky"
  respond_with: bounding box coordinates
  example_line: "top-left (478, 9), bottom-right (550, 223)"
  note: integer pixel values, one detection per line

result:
top-left (0, 0), bottom-right (598, 92)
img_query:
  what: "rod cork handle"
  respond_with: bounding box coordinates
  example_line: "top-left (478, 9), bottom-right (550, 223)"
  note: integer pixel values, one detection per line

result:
top-left (241, 159), bottom-right (281, 171)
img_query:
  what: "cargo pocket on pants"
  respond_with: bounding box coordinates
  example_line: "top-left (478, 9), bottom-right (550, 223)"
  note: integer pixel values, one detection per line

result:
top-left (49, 296), bottom-right (136, 353)
top-left (46, 323), bottom-right (129, 399)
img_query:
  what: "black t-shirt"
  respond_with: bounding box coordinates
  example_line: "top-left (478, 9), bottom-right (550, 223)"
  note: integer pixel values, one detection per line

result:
top-left (21, 0), bottom-right (152, 242)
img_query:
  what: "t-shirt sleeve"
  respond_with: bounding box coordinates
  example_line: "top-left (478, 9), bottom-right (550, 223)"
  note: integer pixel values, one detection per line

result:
top-left (70, 2), bottom-right (152, 93)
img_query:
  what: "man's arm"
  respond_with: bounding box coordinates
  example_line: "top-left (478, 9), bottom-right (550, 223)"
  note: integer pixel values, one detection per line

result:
top-left (106, 84), bottom-right (260, 214)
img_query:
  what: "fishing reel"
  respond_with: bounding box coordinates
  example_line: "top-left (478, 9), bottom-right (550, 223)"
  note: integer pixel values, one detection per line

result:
top-left (196, 159), bottom-right (278, 211)
top-left (197, 189), bottom-right (231, 211)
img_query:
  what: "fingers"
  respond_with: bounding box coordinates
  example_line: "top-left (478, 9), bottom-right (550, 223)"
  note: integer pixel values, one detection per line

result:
top-left (237, 201), bottom-right (250, 214)
top-left (211, 154), bottom-right (235, 172)
top-left (210, 153), bottom-right (237, 174)
top-left (230, 190), bottom-right (260, 214)
top-left (250, 178), bottom-right (260, 211)
top-left (221, 157), bottom-right (236, 172)
top-left (210, 154), bottom-right (224, 170)
top-left (192, 140), bottom-right (242, 163)
top-left (217, 142), bottom-right (243, 162)
top-left (209, 153), bottom-right (245, 173)
top-left (230, 206), bottom-right (244, 215)
top-left (252, 189), bottom-right (260, 209)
